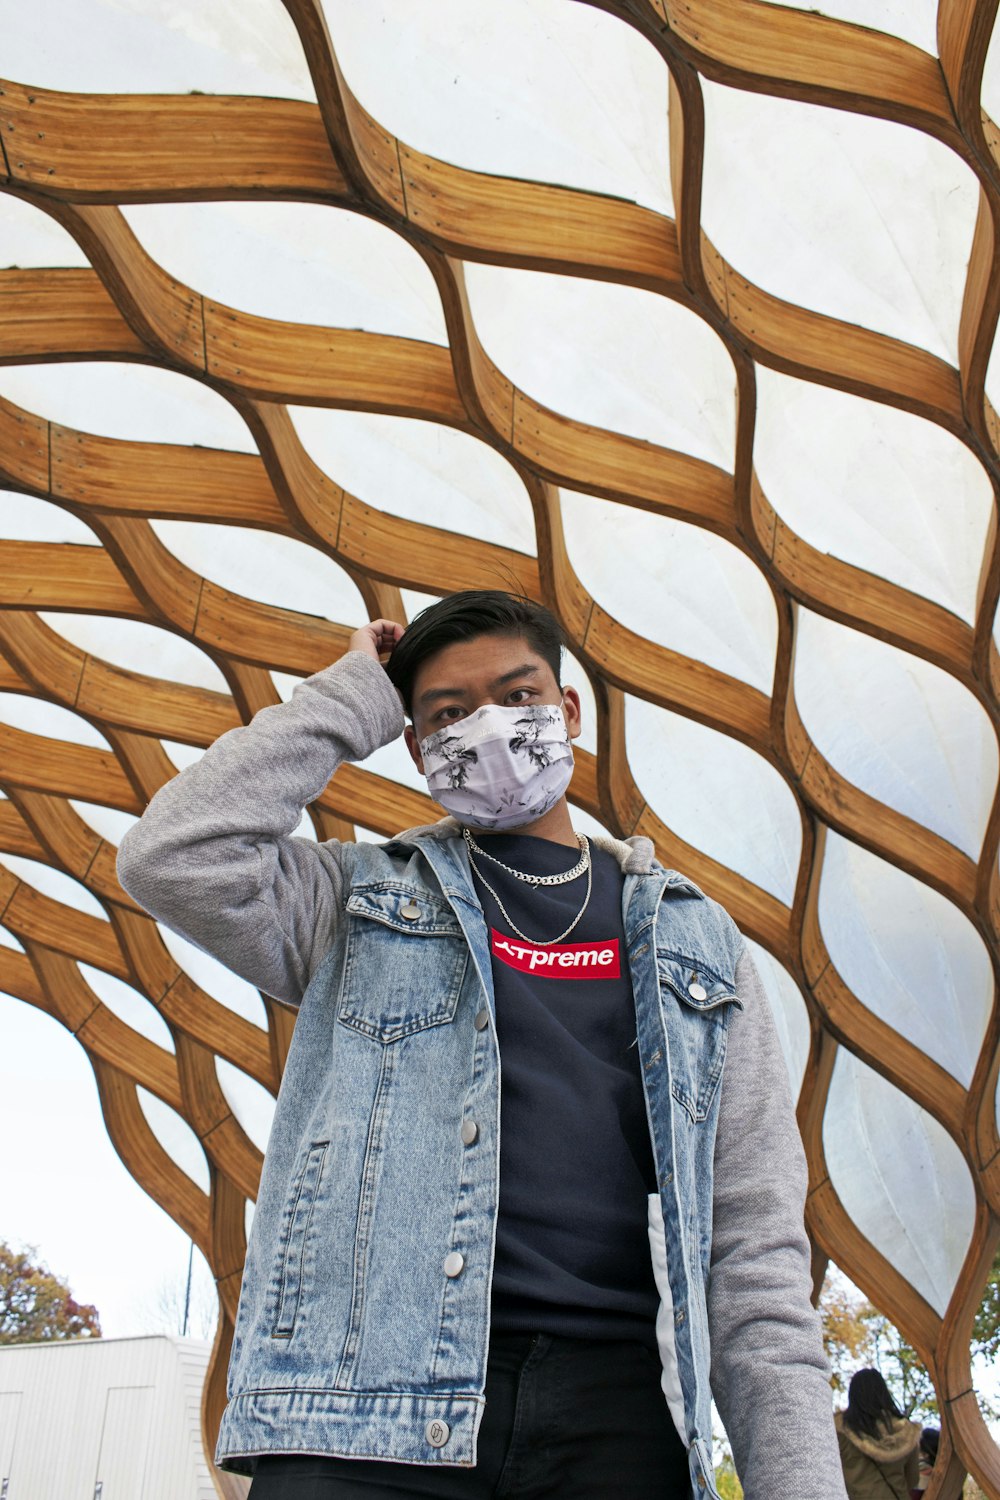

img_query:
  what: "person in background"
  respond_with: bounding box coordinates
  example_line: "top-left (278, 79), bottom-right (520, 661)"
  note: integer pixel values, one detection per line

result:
top-left (835, 1368), bottom-right (920, 1500)
top-left (913, 1427), bottom-right (939, 1496)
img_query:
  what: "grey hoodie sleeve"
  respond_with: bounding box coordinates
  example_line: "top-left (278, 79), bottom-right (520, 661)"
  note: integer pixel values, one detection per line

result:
top-left (115, 652), bottom-right (406, 1005)
top-left (709, 949), bottom-right (846, 1500)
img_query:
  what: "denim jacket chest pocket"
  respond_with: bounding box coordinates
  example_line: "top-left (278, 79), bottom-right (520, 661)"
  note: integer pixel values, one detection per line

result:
top-left (338, 883), bottom-right (470, 1044)
top-left (655, 952), bottom-right (742, 1123)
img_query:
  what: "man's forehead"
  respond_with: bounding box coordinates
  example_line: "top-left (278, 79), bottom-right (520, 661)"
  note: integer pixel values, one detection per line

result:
top-left (413, 635), bottom-right (553, 693)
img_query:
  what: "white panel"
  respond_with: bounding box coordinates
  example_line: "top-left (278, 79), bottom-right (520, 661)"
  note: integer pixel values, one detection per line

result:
top-left (625, 696), bottom-right (801, 904)
top-left (156, 925), bottom-right (267, 1031)
top-left (986, 319), bottom-right (1000, 432)
top-left (400, 589), bottom-right (442, 624)
top-left (160, 740), bottom-right (205, 772)
top-left (78, 962), bottom-right (174, 1052)
top-left (568, 806), bottom-right (617, 843)
top-left (95, 1384), bottom-right (153, 1498)
top-left (763, 0), bottom-right (937, 52)
top-left (745, 938), bottom-right (811, 1100)
top-left (983, 14), bottom-right (1000, 127)
top-left (124, 202), bottom-right (447, 343)
top-left (564, 653), bottom-right (597, 756)
top-left (0, 1390), bottom-right (22, 1479)
top-left (245, 1199), bottom-right (256, 1241)
top-left (754, 368), bottom-right (992, 621)
top-left (794, 610), bottom-right (997, 857)
top-left (291, 408), bottom-right (536, 553)
top-left (137, 1086), bottom-right (210, 1194)
top-left (0, 926), bottom-right (26, 952)
top-left (0, 491), bottom-right (100, 544)
top-left (292, 808), bottom-right (317, 842)
top-left (271, 671), bottom-right (306, 704)
top-left (464, 266), bottom-right (735, 467)
top-left (0, 693), bottom-right (111, 749)
top-left (70, 801), bottom-right (139, 846)
top-left (818, 832), bottom-right (991, 1088)
top-left (364, 735), bottom-right (429, 794)
top-left (0, 363), bottom-right (254, 451)
top-left (151, 520), bottom-right (367, 624)
top-left (4, 0), bottom-right (314, 98)
top-left (561, 490), bottom-right (775, 692)
top-left (701, 83), bottom-right (978, 362)
top-left (824, 1049), bottom-right (975, 1315)
top-left (39, 613), bottom-right (228, 693)
top-left (325, 0), bottom-right (672, 212)
top-left (0, 854), bottom-right (108, 921)
top-left (0, 193), bottom-right (89, 268)
top-left (215, 1059), bottom-right (276, 1155)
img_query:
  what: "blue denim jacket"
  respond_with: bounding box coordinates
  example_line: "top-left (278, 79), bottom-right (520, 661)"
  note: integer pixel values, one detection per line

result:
top-left (116, 652), bottom-right (843, 1498)
top-left (214, 827), bottom-right (742, 1492)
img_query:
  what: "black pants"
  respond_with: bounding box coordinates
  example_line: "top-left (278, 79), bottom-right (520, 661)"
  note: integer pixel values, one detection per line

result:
top-left (247, 1332), bottom-right (691, 1498)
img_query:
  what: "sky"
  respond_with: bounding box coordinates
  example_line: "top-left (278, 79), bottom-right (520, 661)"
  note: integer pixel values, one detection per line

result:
top-left (0, 993), bottom-right (218, 1340)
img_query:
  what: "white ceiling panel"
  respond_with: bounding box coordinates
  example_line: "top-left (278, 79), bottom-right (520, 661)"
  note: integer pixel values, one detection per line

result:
top-left (323, 0), bottom-right (673, 212)
top-left (561, 488), bottom-right (775, 692)
top-left (825, 1048), bottom-right (975, 1315)
top-left (794, 609), bottom-right (997, 857)
top-left (754, 367), bottom-right (992, 621)
top-left (123, 203), bottom-right (447, 343)
top-left (464, 265), bottom-right (735, 467)
top-left (626, 695), bottom-right (801, 904)
top-left (701, 82), bottom-right (978, 363)
top-left (818, 832), bottom-right (992, 1088)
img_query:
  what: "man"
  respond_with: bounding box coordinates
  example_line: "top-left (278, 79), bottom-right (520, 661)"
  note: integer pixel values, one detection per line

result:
top-left (117, 591), bottom-right (844, 1499)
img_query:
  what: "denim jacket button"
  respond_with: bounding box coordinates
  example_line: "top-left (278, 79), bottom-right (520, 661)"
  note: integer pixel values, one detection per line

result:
top-left (426, 1418), bottom-right (450, 1448)
top-left (401, 901), bottom-right (420, 920)
top-left (687, 981), bottom-right (707, 1001)
top-left (443, 1251), bottom-right (465, 1278)
top-left (474, 1008), bottom-right (490, 1031)
top-left (461, 1119), bottom-right (479, 1145)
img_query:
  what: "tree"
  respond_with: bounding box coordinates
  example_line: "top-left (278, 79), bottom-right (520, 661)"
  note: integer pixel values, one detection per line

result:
top-left (0, 1241), bottom-right (101, 1344)
top-left (820, 1261), bottom-right (1000, 1426)
top-left (139, 1266), bottom-right (218, 1342)
top-left (821, 1270), bottom-right (874, 1397)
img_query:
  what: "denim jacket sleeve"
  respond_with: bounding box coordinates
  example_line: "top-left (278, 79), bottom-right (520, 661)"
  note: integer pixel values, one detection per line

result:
top-left (115, 651), bottom-right (406, 1005)
top-left (708, 949), bottom-right (847, 1500)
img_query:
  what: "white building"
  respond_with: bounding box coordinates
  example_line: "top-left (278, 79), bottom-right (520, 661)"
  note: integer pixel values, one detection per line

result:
top-left (0, 1334), bottom-right (232, 1499)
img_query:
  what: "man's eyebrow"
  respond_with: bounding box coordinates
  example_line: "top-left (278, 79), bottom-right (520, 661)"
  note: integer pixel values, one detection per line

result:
top-left (490, 664), bottom-right (539, 689)
top-left (418, 664), bottom-right (539, 706)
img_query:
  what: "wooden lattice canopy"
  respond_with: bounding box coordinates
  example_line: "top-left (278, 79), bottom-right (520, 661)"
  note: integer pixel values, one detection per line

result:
top-left (1, 2), bottom-right (1000, 1496)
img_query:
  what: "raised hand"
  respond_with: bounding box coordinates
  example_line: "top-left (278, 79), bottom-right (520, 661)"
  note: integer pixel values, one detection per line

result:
top-left (348, 618), bottom-right (406, 662)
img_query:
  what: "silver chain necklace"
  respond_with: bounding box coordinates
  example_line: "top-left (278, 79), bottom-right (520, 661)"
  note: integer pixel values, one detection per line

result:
top-left (464, 834), bottom-right (594, 946)
top-left (462, 827), bottom-right (590, 886)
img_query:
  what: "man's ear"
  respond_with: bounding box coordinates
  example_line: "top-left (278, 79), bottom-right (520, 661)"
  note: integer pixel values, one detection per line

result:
top-left (560, 685), bottom-right (583, 742)
top-left (404, 723), bottom-right (425, 775)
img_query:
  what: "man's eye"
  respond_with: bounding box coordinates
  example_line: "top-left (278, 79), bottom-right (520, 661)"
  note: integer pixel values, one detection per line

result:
top-left (438, 706), bottom-right (464, 722)
top-left (506, 689), bottom-right (533, 705)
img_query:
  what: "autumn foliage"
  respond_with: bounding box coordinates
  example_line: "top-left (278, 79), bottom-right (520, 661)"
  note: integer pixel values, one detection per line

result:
top-left (0, 1241), bottom-right (101, 1344)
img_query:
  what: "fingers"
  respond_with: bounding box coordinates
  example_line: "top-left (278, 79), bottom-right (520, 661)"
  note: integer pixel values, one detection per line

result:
top-left (348, 619), bottom-right (406, 661)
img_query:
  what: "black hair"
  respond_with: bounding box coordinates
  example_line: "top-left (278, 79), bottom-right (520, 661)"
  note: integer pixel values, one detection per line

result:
top-left (919, 1428), bottom-right (939, 1464)
top-left (385, 590), bottom-right (564, 718)
top-left (844, 1368), bottom-right (904, 1443)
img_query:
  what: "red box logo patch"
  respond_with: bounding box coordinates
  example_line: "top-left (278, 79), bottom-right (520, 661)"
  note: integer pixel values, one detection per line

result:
top-left (490, 929), bottom-right (621, 979)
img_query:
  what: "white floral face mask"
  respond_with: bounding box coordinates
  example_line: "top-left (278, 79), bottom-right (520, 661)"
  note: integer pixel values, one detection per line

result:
top-left (419, 702), bottom-right (574, 830)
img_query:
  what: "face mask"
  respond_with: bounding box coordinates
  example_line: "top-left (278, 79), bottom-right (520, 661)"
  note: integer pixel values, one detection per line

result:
top-left (419, 701), bottom-right (574, 831)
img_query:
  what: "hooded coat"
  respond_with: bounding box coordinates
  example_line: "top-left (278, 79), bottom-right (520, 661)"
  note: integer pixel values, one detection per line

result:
top-left (835, 1410), bottom-right (920, 1500)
